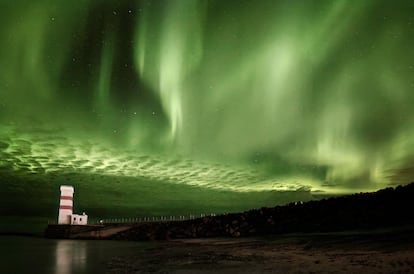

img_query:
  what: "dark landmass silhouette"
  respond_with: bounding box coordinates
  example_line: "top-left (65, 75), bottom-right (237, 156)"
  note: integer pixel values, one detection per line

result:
top-left (104, 182), bottom-right (414, 241)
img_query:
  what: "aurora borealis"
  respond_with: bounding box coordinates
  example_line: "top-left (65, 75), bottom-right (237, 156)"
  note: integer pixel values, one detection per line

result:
top-left (1, 0), bottom-right (414, 232)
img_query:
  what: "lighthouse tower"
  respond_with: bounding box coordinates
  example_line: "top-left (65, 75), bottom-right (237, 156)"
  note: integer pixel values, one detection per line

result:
top-left (58, 185), bottom-right (74, 224)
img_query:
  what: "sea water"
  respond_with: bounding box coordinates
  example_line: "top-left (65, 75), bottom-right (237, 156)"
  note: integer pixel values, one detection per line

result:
top-left (1, 235), bottom-right (150, 274)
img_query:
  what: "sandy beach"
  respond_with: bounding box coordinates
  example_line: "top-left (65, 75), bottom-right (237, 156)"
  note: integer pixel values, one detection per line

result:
top-left (106, 227), bottom-right (414, 273)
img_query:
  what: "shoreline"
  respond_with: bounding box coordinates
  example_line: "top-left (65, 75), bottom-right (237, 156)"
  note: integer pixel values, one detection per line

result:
top-left (4, 226), bottom-right (414, 273)
top-left (106, 228), bottom-right (414, 273)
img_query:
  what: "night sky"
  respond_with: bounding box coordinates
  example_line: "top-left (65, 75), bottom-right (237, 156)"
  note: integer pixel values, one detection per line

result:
top-left (1, 0), bottom-right (414, 232)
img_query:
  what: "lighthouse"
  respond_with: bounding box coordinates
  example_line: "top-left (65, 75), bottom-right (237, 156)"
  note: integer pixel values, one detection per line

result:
top-left (58, 185), bottom-right (88, 225)
top-left (58, 185), bottom-right (74, 224)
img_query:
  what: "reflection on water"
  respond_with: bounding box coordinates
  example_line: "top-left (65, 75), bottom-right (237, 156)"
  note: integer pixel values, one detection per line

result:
top-left (1, 236), bottom-right (149, 274)
top-left (55, 240), bottom-right (87, 274)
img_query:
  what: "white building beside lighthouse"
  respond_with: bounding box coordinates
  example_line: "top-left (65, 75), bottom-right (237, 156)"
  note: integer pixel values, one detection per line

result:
top-left (58, 185), bottom-right (88, 225)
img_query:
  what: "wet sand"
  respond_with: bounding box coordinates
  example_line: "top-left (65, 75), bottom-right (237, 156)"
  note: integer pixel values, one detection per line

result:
top-left (106, 227), bottom-right (414, 273)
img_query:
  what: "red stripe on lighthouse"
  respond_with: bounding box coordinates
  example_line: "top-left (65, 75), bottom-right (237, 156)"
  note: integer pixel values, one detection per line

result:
top-left (60, 196), bottom-right (73, 200)
top-left (59, 205), bottom-right (73, 210)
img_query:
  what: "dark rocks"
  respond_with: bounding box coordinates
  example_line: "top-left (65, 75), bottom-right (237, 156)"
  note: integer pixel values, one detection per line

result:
top-left (76, 182), bottom-right (414, 241)
top-left (44, 224), bottom-right (105, 238)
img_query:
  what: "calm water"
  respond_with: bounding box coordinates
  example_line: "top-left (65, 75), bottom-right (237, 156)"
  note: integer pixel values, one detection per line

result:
top-left (1, 236), bottom-right (151, 274)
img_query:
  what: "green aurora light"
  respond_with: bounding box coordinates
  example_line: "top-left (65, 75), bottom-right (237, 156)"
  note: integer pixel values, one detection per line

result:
top-left (1, 0), bottom-right (414, 231)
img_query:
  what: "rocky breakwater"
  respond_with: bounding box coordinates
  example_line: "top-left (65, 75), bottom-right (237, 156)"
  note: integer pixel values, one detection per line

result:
top-left (44, 223), bottom-right (133, 239)
top-left (44, 215), bottom-right (259, 240)
top-left (109, 213), bottom-right (257, 241)
top-left (110, 182), bottom-right (414, 241)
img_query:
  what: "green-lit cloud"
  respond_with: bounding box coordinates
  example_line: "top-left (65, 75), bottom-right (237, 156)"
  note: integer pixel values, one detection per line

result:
top-left (1, 0), bottom-right (414, 225)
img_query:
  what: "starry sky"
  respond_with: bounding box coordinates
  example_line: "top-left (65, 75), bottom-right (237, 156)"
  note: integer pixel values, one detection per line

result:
top-left (1, 0), bottom-right (414, 232)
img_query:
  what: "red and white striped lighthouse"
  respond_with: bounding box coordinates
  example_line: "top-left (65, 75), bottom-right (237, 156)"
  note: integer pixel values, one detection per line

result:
top-left (58, 185), bottom-right (74, 224)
